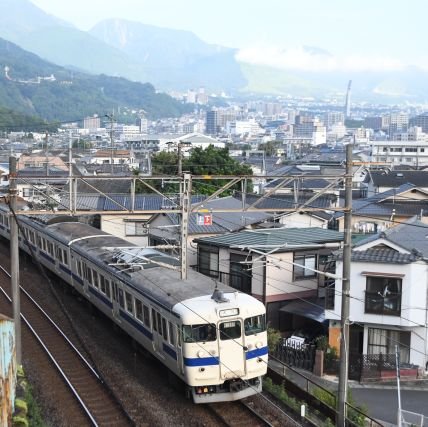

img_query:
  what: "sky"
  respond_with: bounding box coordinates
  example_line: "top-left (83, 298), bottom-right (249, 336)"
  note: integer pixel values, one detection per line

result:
top-left (30, 0), bottom-right (427, 73)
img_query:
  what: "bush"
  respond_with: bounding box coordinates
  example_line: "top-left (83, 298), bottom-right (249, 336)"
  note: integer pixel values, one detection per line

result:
top-left (267, 328), bottom-right (282, 353)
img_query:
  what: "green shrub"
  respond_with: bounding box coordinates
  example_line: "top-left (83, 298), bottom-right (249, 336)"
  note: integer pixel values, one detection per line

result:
top-left (12, 415), bottom-right (28, 427)
top-left (14, 399), bottom-right (28, 416)
top-left (267, 328), bottom-right (282, 353)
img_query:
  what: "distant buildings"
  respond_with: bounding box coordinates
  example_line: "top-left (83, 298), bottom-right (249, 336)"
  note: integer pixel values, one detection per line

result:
top-left (83, 115), bottom-right (101, 130)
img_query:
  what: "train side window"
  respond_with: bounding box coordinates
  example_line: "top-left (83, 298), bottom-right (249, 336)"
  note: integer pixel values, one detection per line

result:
top-left (143, 305), bottom-right (150, 327)
top-left (63, 250), bottom-right (68, 266)
top-left (183, 324), bottom-right (216, 343)
top-left (93, 270), bottom-right (100, 288)
top-left (168, 322), bottom-right (175, 346)
top-left (162, 318), bottom-right (168, 341)
top-left (125, 292), bottom-right (133, 313)
top-left (135, 299), bottom-right (143, 322)
top-left (77, 260), bottom-right (82, 277)
top-left (118, 289), bottom-right (125, 309)
top-left (157, 313), bottom-right (162, 335)
top-left (105, 280), bottom-right (111, 299)
top-left (152, 309), bottom-right (157, 331)
top-left (100, 275), bottom-right (107, 294)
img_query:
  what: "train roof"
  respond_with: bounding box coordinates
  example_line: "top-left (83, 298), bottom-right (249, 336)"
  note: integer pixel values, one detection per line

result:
top-left (43, 221), bottom-right (236, 312)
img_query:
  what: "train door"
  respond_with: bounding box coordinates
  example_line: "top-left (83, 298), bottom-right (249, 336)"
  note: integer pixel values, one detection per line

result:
top-left (175, 325), bottom-right (184, 375)
top-left (218, 320), bottom-right (246, 379)
top-left (151, 308), bottom-right (165, 358)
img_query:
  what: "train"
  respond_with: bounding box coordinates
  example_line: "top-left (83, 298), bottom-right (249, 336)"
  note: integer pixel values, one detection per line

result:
top-left (0, 204), bottom-right (268, 403)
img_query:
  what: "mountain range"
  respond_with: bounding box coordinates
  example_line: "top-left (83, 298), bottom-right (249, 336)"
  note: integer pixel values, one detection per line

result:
top-left (0, 0), bottom-right (427, 102)
top-left (0, 37), bottom-right (191, 122)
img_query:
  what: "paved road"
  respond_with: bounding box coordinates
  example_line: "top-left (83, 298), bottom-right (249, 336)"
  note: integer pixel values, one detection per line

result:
top-left (351, 388), bottom-right (428, 425)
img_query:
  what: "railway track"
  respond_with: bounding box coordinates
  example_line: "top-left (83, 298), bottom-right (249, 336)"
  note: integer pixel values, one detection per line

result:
top-left (208, 397), bottom-right (301, 427)
top-left (0, 263), bottom-right (133, 427)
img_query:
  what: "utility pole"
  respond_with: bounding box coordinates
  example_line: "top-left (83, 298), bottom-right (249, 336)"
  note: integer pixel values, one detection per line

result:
top-left (337, 142), bottom-right (353, 426)
top-left (180, 173), bottom-right (191, 280)
top-left (396, 345), bottom-right (403, 427)
top-left (68, 130), bottom-right (73, 214)
top-left (178, 142), bottom-right (183, 176)
top-left (9, 156), bottom-right (21, 365)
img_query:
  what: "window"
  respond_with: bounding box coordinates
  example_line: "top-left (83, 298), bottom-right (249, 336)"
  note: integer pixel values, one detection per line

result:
top-left (118, 289), bottom-right (125, 309)
top-left (368, 328), bottom-right (410, 363)
top-left (77, 260), bottom-right (83, 278)
top-left (152, 309), bottom-right (157, 331)
top-left (220, 321), bottom-right (241, 340)
top-left (230, 253), bottom-right (252, 293)
top-left (162, 318), bottom-right (168, 341)
top-left (57, 247), bottom-right (68, 266)
top-left (135, 299), bottom-right (143, 322)
top-left (157, 313), bottom-right (162, 335)
top-left (143, 305), bottom-right (150, 327)
top-left (198, 245), bottom-right (219, 277)
top-left (244, 314), bottom-right (266, 336)
top-left (294, 254), bottom-right (316, 279)
top-left (365, 276), bottom-right (402, 316)
top-left (405, 148), bottom-right (417, 152)
top-left (92, 270), bottom-right (99, 288)
top-left (125, 221), bottom-right (148, 236)
top-left (23, 188), bottom-right (33, 198)
top-left (182, 324), bottom-right (217, 343)
top-left (125, 292), bottom-right (133, 313)
top-left (168, 322), bottom-right (175, 346)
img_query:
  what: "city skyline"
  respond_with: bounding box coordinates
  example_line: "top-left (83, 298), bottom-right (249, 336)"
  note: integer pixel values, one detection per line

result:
top-left (30, 0), bottom-right (428, 74)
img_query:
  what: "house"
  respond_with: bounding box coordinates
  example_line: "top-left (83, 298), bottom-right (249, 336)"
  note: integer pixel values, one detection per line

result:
top-left (335, 183), bottom-right (428, 234)
top-left (193, 227), bottom-right (344, 333)
top-left (365, 169), bottom-right (428, 195)
top-left (14, 155), bottom-right (71, 204)
top-left (148, 196), bottom-right (272, 264)
top-left (85, 149), bottom-right (139, 169)
top-left (327, 217), bottom-right (428, 369)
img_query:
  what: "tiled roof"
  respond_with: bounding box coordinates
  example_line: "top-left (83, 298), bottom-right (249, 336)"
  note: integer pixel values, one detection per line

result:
top-left (195, 227), bottom-right (344, 251)
top-left (369, 170), bottom-right (428, 188)
top-left (237, 193), bottom-right (336, 209)
top-left (350, 248), bottom-right (418, 264)
top-left (156, 196), bottom-right (272, 235)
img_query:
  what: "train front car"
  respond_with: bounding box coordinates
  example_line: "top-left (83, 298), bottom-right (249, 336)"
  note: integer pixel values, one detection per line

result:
top-left (174, 288), bottom-right (268, 403)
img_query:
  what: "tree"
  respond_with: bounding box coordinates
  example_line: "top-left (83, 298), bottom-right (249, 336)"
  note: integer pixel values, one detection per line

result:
top-left (183, 145), bottom-right (253, 195)
top-left (136, 145), bottom-right (253, 195)
top-left (258, 140), bottom-right (280, 156)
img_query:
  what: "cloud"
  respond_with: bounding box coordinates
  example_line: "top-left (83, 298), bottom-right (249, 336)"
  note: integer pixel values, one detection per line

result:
top-left (235, 45), bottom-right (406, 73)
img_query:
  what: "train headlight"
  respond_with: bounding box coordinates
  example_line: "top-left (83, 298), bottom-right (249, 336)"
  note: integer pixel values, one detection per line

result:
top-left (256, 341), bottom-right (263, 349)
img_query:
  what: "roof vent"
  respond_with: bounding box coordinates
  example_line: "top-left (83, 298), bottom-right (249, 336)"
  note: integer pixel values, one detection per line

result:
top-left (211, 285), bottom-right (229, 303)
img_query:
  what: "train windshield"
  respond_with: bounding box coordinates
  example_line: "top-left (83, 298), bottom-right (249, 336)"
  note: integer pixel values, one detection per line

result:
top-left (244, 314), bottom-right (266, 336)
top-left (182, 324), bottom-right (217, 343)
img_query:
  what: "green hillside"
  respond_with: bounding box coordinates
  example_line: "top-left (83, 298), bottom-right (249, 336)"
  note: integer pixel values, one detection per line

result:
top-left (0, 38), bottom-right (191, 121)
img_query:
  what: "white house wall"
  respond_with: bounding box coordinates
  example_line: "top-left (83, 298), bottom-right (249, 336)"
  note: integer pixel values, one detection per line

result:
top-left (330, 260), bottom-right (428, 327)
top-left (278, 212), bottom-right (327, 228)
top-left (101, 214), bottom-right (151, 247)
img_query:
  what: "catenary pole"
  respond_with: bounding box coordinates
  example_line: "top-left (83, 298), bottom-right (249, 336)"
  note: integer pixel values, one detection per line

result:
top-left (337, 142), bottom-right (353, 426)
top-left (10, 156), bottom-right (21, 365)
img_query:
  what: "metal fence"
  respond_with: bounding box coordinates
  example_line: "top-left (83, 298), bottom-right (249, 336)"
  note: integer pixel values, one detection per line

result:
top-left (401, 409), bottom-right (428, 426)
top-left (274, 340), bottom-right (316, 372)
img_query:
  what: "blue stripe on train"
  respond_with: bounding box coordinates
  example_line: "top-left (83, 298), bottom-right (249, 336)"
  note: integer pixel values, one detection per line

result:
top-left (163, 343), bottom-right (177, 360)
top-left (59, 264), bottom-right (72, 275)
top-left (246, 346), bottom-right (268, 360)
top-left (119, 309), bottom-right (153, 340)
top-left (40, 251), bottom-right (55, 264)
top-left (184, 356), bottom-right (220, 367)
top-left (88, 286), bottom-right (113, 308)
top-left (72, 274), bottom-right (84, 285)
